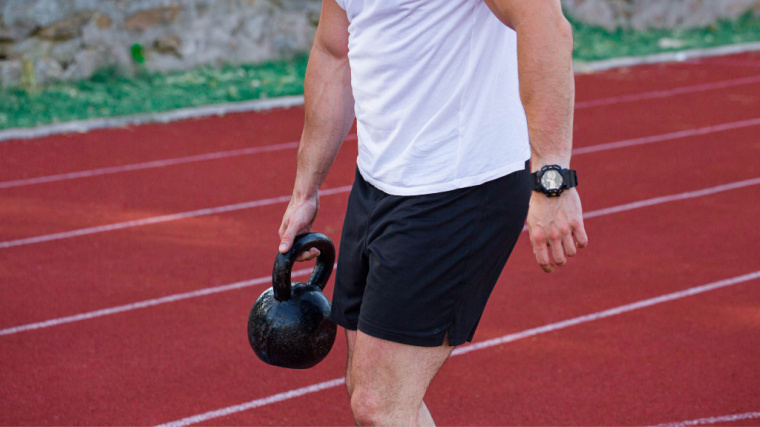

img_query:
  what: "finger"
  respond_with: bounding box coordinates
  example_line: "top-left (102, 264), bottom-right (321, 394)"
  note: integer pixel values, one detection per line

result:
top-left (289, 225), bottom-right (314, 256)
top-left (531, 237), bottom-right (554, 273)
top-left (562, 233), bottom-right (577, 258)
top-left (278, 216), bottom-right (289, 241)
top-left (573, 220), bottom-right (589, 248)
top-left (540, 258), bottom-right (555, 273)
top-left (296, 248), bottom-right (321, 262)
top-left (549, 238), bottom-right (566, 266)
top-left (279, 225), bottom-right (297, 253)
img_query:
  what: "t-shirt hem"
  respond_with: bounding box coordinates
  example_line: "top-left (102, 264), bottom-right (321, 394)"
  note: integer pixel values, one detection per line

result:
top-left (357, 157), bottom-right (530, 196)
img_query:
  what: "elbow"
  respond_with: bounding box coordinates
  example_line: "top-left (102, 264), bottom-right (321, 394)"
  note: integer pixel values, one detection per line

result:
top-left (312, 39), bottom-right (349, 62)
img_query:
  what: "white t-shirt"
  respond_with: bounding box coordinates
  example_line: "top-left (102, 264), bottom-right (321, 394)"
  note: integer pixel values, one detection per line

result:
top-left (335, 0), bottom-right (531, 196)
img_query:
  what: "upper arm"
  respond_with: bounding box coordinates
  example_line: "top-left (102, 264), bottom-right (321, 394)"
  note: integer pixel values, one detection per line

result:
top-left (484, 0), bottom-right (570, 33)
top-left (313, 0), bottom-right (350, 59)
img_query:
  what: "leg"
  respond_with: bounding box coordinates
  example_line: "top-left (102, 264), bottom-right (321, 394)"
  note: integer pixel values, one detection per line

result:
top-left (335, 166), bottom-right (531, 424)
top-left (344, 329), bottom-right (436, 425)
top-left (344, 329), bottom-right (357, 397)
top-left (348, 330), bottom-right (453, 426)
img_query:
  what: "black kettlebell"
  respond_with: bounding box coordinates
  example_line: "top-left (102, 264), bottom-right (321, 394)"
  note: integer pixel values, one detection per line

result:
top-left (247, 233), bottom-right (337, 369)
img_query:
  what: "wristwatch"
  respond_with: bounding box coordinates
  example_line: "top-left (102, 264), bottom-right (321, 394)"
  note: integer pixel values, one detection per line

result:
top-left (532, 165), bottom-right (578, 197)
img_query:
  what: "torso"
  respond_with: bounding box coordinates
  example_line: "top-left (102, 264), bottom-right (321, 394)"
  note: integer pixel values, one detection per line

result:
top-left (336, 0), bottom-right (530, 195)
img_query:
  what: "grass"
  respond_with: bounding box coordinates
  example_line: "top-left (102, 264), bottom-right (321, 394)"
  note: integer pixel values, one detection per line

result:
top-left (2, 12), bottom-right (760, 131)
top-left (570, 11), bottom-right (760, 61)
top-left (0, 55), bottom-right (308, 130)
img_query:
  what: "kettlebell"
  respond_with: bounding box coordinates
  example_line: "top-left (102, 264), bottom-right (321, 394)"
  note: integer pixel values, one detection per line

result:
top-left (247, 232), bottom-right (337, 369)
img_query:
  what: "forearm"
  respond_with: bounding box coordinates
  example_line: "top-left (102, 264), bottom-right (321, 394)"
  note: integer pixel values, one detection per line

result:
top-left (293, 45), bottom-right (355, 200)
top-left (512, 6), bottom-right (575, 170)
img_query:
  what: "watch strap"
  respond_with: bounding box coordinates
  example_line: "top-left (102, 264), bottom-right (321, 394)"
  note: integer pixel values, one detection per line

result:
top-left (564, 169), bottom-right (578, 189)
top-left (532, 166), bottom-right (579, 196)
top-left (532, 171), bottom-right (542, 192)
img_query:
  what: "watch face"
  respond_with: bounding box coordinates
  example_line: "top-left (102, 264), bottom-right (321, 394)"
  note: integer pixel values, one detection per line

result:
top-left (540, 169), bottom-right (563, 190)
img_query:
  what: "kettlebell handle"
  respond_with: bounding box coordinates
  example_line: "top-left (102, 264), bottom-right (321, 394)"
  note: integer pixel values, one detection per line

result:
top-left (272, 233), bottom-right (336, 302)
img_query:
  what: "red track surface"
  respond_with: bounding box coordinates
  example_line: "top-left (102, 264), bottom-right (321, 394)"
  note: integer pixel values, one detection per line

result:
top-left (1, 52), bottom-right (760, 426)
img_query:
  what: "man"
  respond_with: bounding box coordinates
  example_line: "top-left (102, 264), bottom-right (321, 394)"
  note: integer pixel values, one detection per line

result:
top-left (277, 0), bottom-right (588, 424)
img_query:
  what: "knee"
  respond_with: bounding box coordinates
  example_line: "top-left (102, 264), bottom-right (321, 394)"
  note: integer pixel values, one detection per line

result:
top-left (350, 386), bottom-right (388, 426)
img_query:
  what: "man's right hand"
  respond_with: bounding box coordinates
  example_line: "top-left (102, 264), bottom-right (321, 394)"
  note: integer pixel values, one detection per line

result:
top-left (276, 0), bottom-right (352, 262)
top-left (278, 194), bottom-right (320, 261)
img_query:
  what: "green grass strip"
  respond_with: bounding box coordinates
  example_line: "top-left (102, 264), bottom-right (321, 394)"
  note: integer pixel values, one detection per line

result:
top-left (570, 11), bottom-right (760, 61)
top-left (2, 12), bottom-right (760, 131)
top-left (0, 55), bottom-right (307, 131)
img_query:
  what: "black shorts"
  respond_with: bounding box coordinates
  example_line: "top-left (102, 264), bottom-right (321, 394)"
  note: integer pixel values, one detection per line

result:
top-left (330, 164), bottom-right (531, 347)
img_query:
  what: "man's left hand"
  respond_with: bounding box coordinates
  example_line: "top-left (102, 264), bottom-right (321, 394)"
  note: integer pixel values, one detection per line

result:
top-left (526, 189), bottom-right (588, 273)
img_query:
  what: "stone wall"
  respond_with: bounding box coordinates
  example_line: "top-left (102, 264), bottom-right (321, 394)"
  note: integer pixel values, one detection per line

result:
top-left (0, 0), bottom-right (321, 87)
top-left (1, 0), bottom-right (760, 88)
top-left (563, 0), bottom-right (760, 31)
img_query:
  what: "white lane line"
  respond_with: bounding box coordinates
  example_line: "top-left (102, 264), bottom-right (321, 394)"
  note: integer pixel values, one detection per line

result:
top-left (0, 186), bottom-right (352, 249)
top-left (655, 411), bottom-right (760, 426)
top-left (0, 265), bottom-right (333, 337)
top-left (0, 272), bottom-right (282, 336)
top-left (3, 74), bottom-right (758, 190)
top-left (582, 177), bottom-right (760, 219)
top-left (0, 135), bottom-right (358, 189)
top-left (514, 177), bottom-right (760, 233)
top-left (2, 177), bottom-right (758, 337)
top-left (0, 142), bottom-right (299, 189)
top-left (156, 270), bottom-right (760, 427)
top-left (452, 271), bottom-right (760, 356)
top-left (573, 117), bottom-right (760, 155)
top-left (157, 378), bottom-right (347, 427)
top-left (575, 75), bottom-right (760, 109)
top-left (4, 115), bottom-right (760, 250)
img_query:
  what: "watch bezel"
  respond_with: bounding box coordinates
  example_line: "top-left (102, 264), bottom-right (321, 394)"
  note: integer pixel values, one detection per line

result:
top-left (536, 165), bottom-right (566, 197)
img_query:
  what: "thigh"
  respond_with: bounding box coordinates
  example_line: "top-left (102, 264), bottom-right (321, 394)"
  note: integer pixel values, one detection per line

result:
top-left (350, 330), bottom-right (453, 406)
top-left (330, 169), bottom-right (380, 330)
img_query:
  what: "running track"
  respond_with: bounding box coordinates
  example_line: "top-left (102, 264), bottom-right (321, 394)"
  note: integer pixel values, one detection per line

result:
top-left (1, 52), bottom-right (759, 426)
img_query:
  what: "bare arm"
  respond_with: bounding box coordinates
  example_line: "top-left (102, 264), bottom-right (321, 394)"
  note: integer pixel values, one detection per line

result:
top-left (278, 0), bottom-right (354, 257)
top-left (486, 0), bottom-right (588, 272)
